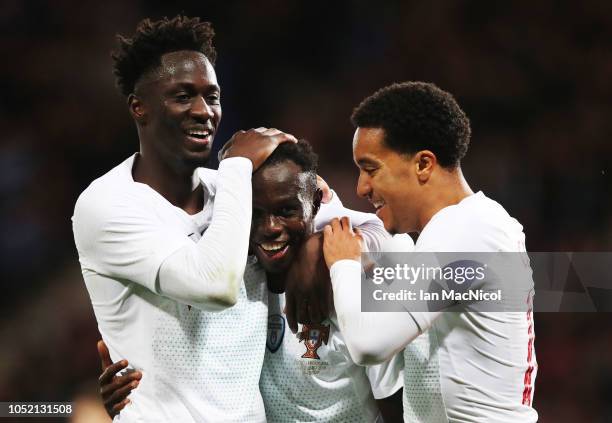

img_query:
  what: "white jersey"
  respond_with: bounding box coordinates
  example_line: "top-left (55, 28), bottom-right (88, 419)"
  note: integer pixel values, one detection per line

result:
top-left (404, 191), bottom-right (538, 423)
top-left (329, 192), bottom-right (537, 423)
top-left (257, 196), bottom-right (398, 422)
top-left (260, 290), bottom-right (403, 423)
top-left (73, 155), bottom-right (268, 422)
top-left (73, 154), bottom-right (391, 422)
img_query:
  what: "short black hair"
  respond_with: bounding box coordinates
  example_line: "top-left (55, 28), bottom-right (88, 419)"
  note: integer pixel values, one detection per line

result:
top-left (351, 82), bottom-right (471, 168)
top-left (261, 138), bottom-right (318, 176)
top-left (258, 139), bottom-right (319, 195)
top-left (112, 15), bottom-right (217, 96)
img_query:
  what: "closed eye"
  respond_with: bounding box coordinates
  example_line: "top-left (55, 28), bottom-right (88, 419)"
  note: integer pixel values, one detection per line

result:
top-left (207, 94), bottom-right (220, 104)
top-left (279, 207), bottom-right (300, 217)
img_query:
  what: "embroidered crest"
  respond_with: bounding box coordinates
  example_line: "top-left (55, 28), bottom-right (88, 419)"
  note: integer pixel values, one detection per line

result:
top-left (298, 323), bottom-right (330, 359)
top-left (267, 314), bottom-right (285, 353)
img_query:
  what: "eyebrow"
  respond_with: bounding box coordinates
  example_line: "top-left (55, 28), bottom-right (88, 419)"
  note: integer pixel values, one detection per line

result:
top-left (174, 82), bottom-right (221, 92)
top-left (356, 158), bottom-right (379, 167)
top-left (270, 195), bottom-right (302, 205)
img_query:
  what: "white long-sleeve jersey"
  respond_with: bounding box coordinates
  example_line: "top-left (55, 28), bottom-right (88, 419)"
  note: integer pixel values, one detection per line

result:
top-left (330, 192), bottom-right (538, 422)
top-left (73, 155), bottom-right (268, 422)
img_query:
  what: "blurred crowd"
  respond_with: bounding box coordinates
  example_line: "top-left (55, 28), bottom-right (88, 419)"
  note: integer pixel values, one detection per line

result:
top-left (1, 1), bottom-right (611, 421)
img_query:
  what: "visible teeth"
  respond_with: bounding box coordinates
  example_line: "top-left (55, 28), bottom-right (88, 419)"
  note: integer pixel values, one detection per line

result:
top-left (259, 242), bottom-right (288, 252)
top-left (189, 130), bottom-right (211, 137)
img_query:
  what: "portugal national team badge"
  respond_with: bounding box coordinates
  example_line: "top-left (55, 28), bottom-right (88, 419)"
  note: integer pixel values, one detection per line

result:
top-left (298, 323), bottom-right (330, 359)
top-left (267, 314), bottom-right (285, 353)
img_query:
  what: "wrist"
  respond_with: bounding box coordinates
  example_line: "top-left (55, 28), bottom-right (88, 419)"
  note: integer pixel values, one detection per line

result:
top-left (329, 259), bottom-right (362, 288)
top-left (219, 156), bottom-right (253, 172)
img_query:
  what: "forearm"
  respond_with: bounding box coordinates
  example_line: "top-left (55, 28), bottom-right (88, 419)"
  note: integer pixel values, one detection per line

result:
top-left (158, 157), bottom-right (253, 310)
top-left (330, 260), bottom-right (438, 365)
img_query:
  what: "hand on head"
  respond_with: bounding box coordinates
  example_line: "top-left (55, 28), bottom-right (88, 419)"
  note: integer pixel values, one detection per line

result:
top-left (220, 127), bottom-right (297, 170)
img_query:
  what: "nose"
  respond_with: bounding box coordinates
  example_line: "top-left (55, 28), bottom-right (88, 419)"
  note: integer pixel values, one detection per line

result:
top-left (356, 171), bottom-right (372, 199)
top-left (262, 214), bottom-right (283, 238)
top-left (191, 95), bottom-right (214, 121)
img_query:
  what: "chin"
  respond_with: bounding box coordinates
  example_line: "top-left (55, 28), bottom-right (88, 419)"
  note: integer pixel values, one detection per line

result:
top-left (257, 252), bottom-right (294, 275)
top-left (258, 260), bottom-right (289, 275)
top-left (381, 218), bottom-right (396, 234)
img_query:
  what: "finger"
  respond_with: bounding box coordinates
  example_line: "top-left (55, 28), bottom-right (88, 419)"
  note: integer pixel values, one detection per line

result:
top-left (97, 340), bottom-right (112, 371)
top-left (285, 292), bottom-right (298, 333)
top-left (253, 127), bottom-right (267, 132)
top-left (323, 224), bottom-right (332, 240)
top-left (100, 371), bottom-right (142, 397)
top-left (308, 300), bottom-right (322, 323)
top-left (110, 398), bottom-right (131, 417)
top-left (262, 128), bottom-right (281, 136)
top-left (268, 132), bottom-right (298, 145)
top-left (330, 218), bottom-right (341, 233)
top-left (297, 298), bottom-right (309, 325)
top-left (106, 379), bottom-right (139, 406)
top-left (99, 359), bottom-right (129, 385)
top-left (340, 216), bottom-right (352, 232)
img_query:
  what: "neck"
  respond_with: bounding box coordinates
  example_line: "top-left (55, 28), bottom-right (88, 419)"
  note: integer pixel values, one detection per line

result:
top-left (417, 167), bottom-right (474, 232)
top-left (132, 149), bottom-right (203, 214)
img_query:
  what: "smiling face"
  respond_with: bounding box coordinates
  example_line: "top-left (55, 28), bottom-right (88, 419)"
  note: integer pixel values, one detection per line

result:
top-left (353, 127), bottom-right (420, 234)
top-left (250, 160), bottom-right (320, 274)
top-left (131, 50), bottom-right (221, 170)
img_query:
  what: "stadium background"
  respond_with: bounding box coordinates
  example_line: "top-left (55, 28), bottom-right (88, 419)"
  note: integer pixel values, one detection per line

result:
top-left (1, 1), bottom-right (611, 421)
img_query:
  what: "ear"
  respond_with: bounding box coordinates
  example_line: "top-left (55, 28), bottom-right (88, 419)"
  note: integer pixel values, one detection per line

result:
top-left (414, 150), bottom-right (436, 183)
top-left (128, 94), bottom-right (147, 124)
top-left (312, 188), bottom-right (323, 217)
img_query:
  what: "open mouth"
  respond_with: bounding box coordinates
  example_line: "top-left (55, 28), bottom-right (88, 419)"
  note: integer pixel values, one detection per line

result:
top-left (185, 128), bottom-right (213, 145)
top-left (371, 200), bottom-right (386, 216)
top-left (257, 241), bottom-right (290, 260)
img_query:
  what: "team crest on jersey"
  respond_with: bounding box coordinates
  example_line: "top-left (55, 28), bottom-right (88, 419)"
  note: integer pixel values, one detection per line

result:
top-left (267, 314), bottom-right (285, 353)
top-left (298, 323), bottom-right (330, 359)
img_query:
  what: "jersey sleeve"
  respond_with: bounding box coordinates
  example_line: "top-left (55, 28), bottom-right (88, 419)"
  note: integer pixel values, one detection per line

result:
top-left (329, 259), bottom-right (442, 365)
top-left (73, 185), bottom-right (190, 293)
top-left (314, 202), bottom-right (390, 252)
top-left (365, 352), bottom-right (404, 399)
top-left (73, 157), bottom-right (253, 310)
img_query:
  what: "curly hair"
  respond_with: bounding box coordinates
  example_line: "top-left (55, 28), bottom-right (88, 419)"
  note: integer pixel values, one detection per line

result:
top-left (261, 138), bottom-right (319, 176)
top-left (111, 15), bottom-right (217, 96)
top-left (351, 82), bottom-right (471, 168)
top-left (258, 139), bottom-right (319, 206)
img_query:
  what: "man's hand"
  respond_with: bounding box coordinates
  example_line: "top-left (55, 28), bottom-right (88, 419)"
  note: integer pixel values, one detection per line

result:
top-left (323, 217), bottom-right (364, 268)
top-left (284, 232), bottom-right (333, 333)
top-left (220, 127), bottom-right (297, 171)
top-left (97, 340), bottom-right (142, 419)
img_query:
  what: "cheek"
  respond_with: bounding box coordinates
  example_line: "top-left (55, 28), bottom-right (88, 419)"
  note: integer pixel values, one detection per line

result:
top-left (159, 112), bottom-right (182, 131)
top-left (250, 216), bottom-right (266, 239)
top-left (287, 220), bottom-right (308, 241)
top-left (372, 173), bottom-right (393, 199)
top-left (213, 106), bottom-right (222, 122)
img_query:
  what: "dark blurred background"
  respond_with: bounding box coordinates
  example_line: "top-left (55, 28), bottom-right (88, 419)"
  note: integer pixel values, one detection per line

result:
top-left (1, 1), bottom-right (611, 422)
